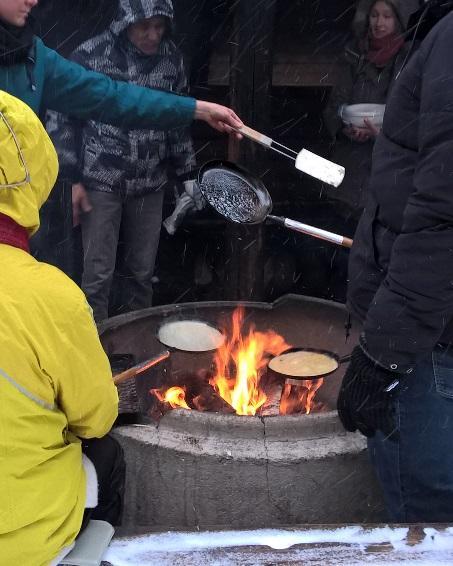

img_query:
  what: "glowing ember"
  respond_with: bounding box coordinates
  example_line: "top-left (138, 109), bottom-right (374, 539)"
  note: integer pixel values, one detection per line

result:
top-left (151, 386), bottom-right (190, 410)
top-left (210, 307), bottom-right (290, 415)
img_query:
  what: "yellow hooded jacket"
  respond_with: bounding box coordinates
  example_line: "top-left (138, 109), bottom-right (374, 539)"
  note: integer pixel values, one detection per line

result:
top-left (0, 92), bottom-right (118, 565)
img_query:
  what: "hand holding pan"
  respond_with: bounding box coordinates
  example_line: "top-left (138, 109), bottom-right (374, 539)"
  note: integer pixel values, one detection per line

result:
top-left (237, 125), bottom-right (345, 188)
top-left (198, 160), bottom-right (353, 248)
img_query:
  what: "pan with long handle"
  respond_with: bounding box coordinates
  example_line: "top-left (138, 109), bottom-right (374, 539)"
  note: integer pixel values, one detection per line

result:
top-left (267, 215), bottom-right (353, 248)
top-left (112, 319), bottom-right (225, 386)
top-left (198, 160), bottom-right (353, 248)
top-left (238, 125), bottom-right (345, 188)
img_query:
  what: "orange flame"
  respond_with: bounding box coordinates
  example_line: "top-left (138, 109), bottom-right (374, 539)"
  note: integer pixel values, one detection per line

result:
top-left (280, 378), bottom-right (324, 415)
top-left (150, 308), bottom-right (325, 416)
top-left (151, 386), bottom-right (190, 410)
top-left (210, 308), bottom-right (290, 416)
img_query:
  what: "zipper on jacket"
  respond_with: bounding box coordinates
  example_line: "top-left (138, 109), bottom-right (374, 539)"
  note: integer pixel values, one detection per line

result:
top-left (25, 54), bottom-right (36, 92)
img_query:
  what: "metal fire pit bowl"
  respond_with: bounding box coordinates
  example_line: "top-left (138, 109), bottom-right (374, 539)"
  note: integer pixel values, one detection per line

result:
top-left (98, 295), bottom-right (385, 531)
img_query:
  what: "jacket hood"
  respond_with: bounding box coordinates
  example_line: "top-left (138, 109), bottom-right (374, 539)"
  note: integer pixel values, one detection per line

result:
top-left (353, 0), bottom-right (420, 37)
top-left (110, 0), bottom-right (174, 36)
top-left (0, 91), bottom-right (58, 235)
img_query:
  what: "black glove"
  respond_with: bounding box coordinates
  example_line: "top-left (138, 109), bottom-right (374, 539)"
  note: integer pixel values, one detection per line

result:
top-left (337, 344), bottom-right (402, 439)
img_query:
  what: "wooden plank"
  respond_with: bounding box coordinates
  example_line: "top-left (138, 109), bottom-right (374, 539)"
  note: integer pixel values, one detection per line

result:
top-left (209, 53), bottom-right (348, 88)
top-left (224, 0), bottom-right (277, 301)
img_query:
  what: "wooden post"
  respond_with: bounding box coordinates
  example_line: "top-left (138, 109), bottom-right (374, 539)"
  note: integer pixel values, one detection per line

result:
top-left (224, 0), bottom-right (277, 301)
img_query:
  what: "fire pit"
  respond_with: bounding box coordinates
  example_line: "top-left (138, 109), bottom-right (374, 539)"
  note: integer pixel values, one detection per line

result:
top-left (148, 306), bottom-right (331, 419)
top-left (99, 295), bottom-right (385, 531)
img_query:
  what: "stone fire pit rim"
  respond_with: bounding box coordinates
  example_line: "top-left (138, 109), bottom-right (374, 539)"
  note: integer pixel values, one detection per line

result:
top-left (152, 406), bottom-right (345, 438)
top-left (97, 293), bottom-right (347, 336)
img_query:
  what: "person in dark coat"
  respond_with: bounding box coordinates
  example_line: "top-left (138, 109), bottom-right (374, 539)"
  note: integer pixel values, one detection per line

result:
top-left (323, 0), bottom-right (415, 224)
top-left (49, 0), bottom-right (197, 322)
top-left (337, 9), bottom-right (453, 522)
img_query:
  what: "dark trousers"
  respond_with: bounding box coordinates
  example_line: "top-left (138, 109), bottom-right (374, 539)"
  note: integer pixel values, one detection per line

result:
top-left (368, 344), bottom-right (453, 522)
top-left (81, 190), bottom-right (164, 322)
top-left (80, 435), bottom-right (125, 528)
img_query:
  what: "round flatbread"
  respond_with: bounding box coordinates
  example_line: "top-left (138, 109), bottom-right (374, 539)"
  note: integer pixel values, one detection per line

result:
top-left (157, 320), bottom-right (225, 352)
top-left (269, 350), bottom-right (338, 377)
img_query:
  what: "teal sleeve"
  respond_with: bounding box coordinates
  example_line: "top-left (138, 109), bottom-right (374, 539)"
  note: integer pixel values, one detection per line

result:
top-left (41, 41), bottom-right (196, 130)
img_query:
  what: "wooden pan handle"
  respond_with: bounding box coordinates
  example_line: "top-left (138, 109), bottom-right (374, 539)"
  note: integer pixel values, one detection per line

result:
top-left (238, 125), bottom-right (273, 148)
top-left (113, 351), bottom-right (170, 386)
top-left (342, 237), bottom-right (353, 248)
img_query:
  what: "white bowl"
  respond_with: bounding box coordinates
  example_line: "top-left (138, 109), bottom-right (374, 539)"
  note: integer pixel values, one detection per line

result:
top-left (340, 103), bottom-right (386, 128)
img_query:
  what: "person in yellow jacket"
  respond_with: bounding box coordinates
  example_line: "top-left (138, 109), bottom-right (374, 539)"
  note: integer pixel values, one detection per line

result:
top-left (0, 90), bottom-right (122, 565)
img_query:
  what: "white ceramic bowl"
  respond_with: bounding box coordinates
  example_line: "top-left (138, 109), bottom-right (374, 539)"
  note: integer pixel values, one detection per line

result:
top-left (340, 103), bottom-right (386, 128)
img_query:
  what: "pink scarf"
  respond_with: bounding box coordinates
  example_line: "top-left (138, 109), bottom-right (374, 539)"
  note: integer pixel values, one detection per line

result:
top-left (366, 33), bottom-right (404, 67)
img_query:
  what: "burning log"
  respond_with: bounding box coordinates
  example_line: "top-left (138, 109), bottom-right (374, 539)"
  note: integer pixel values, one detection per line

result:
top-left (259, 383), bottom-right (283, 417)
top-left (148, 307), bottom-right (326, 418)
top-left (192, 387), bottom-right (236, 413)
top-left (280, 379), bottom-right (324, 415)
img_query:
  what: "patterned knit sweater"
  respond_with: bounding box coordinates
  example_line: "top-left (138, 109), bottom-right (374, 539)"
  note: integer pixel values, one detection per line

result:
top-left (47, 0), bottom-right (196, 196)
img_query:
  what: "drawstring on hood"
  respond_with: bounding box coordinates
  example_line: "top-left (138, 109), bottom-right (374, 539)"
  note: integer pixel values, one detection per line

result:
top-left (0, 91), bottom-right (58, 236)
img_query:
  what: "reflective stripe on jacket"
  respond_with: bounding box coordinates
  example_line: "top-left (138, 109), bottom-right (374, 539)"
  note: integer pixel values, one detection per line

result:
top-left (0, 91), bottom-right (118, 565)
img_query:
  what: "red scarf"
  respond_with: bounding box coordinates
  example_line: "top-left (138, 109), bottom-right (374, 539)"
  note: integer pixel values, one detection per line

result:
top-left (366, 33), bottom-right (404, 67)
top-left (0, 212), bottom-right (29, 252)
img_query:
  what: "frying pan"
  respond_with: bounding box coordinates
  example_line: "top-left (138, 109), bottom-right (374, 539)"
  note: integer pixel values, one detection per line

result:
top-left (156, 318), bottom-right (225, 353)
top-left (237, 125), bottom-right (345, 188)
top-left (268, 347), bottom-right (351, 384)
top-left (113, 320), bottom-right (225, 385)
top-left (198, 160), bottom-right (353, 248)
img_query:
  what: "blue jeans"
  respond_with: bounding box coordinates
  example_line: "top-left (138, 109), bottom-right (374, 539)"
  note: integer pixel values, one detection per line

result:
top-left (368, 344), bottom-right (453, 522)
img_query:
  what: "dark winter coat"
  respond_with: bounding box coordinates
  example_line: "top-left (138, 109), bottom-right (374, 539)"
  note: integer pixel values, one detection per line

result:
top-left (49, 0), bottom-right (196, 196)
top-left (347, 12), bottom-right (453, 373)
top-left (323, 40), bottom-right (411, 215)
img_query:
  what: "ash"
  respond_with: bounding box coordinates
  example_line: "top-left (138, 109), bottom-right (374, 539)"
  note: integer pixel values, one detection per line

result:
top-left (201, 171), bottom-right (259, 223)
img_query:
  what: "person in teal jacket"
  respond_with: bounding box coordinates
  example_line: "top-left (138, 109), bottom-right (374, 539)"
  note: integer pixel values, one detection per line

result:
top-left (0, 0), bottom-right (242, 217)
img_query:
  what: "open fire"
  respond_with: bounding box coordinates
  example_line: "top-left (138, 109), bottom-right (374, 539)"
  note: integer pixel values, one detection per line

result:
top-left (151, 308), bottom-right (325, 417)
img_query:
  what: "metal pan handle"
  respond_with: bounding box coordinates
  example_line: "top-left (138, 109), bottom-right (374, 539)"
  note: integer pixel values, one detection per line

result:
top-left (268, 215), bottom-right (353, 248)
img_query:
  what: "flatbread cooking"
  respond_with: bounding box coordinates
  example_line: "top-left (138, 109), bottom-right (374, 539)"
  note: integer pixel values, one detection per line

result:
top-left (269, 350), bottom-right (338, 377)
top-left (157, 320), bottom-right (225, 352)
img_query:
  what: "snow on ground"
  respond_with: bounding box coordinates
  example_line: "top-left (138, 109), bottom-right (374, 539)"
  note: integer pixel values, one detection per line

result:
top-left (103, 526), bottom-right (453, 566)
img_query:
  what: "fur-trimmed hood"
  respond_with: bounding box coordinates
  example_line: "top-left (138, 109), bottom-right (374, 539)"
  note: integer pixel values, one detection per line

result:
top-left (353, 0), bottom-right (420, 37)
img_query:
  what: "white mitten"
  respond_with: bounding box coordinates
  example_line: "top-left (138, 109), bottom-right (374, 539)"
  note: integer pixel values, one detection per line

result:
top-left (163, 179), bottom-right (206, 235)
top-left (183, 179), bottom-right (206, 211)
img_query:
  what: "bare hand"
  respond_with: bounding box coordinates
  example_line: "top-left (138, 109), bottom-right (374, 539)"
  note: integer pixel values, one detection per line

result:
top-left (342, 125), bottom-right (371, 143)
top-left (363, 118), bottom-right (381, 138)
top-left (195, 101), bottom-right (243, 137)
top-left (72, 183), bottom-right (92, 227)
